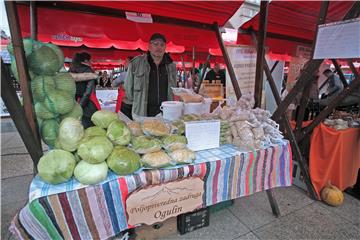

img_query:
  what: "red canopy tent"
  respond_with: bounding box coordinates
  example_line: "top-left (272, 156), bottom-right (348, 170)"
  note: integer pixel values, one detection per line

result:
top-left (239, 1), bottom-right (355, 58)
top-left (17, 1), bottom-right (242, 56)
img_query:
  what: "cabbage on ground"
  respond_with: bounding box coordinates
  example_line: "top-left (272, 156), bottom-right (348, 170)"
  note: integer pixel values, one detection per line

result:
top-left (37, 149), bottom-right (76, 184)
top-left (84, 126), bottom-right (107, 138)
top-left (60, 102), bottom-right (83, 121)
top-left (107, 146), bottom-right (141, 175)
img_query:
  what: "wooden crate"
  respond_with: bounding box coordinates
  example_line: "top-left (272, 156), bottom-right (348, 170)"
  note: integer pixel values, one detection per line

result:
top-left (203, 83), bottom-right (223, 98)
top-left (135, 217), bottom-right (178, 240)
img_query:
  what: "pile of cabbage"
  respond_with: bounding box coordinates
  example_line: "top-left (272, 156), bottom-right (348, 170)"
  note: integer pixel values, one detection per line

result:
top-left (8, 39), bottom-right (81, 148)
top-left (37, 110), bottom-right (195, 186)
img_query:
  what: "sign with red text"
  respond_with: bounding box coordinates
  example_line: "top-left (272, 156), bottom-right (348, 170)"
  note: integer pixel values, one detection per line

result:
top-left (126, 178), bottom-right (204, 225)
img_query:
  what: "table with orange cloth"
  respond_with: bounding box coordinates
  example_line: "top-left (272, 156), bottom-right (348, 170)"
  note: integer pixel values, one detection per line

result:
top-left (309, 123), bottom-right (360, 198)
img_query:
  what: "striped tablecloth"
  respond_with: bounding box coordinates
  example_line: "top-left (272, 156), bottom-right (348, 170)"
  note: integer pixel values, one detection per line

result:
top-left (10, 141), bottom-right (292, 240)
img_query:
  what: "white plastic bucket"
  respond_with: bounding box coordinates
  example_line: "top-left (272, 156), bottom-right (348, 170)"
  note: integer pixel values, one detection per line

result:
top-left (184, 102), bottom-right (203, 115)
top-left (160, 101), bottom-right (183, 121)
top-left (202, 98), bottom-right (213, 114)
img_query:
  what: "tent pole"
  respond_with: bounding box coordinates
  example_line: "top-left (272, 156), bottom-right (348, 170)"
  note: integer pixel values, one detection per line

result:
top-left (295, 1), bottom-right (329, 134)
top-left (1, 60), bottom-right (43, 167)
top-left (263, 60), bottom-right (318, 200)
top-left (331, 59), bottom-right (348, 87)
top-left (297, 62), bottom-right (359, 142)
top-left (30, 1), bottom-right (37, 40)
top-left (272, 1), bottom-right (360, 122)
top-left (5, 1), bottom-right (42, 150)
top-left (213, 22), bottom-right (241, 99)
top-left (254, 0), bottom-right (269, 108)
top-left (195, 54), bottom-right (211, 94)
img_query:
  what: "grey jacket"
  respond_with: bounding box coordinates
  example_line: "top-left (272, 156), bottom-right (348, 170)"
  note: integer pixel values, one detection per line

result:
top-left (124, 54), bottom-right (177, 116)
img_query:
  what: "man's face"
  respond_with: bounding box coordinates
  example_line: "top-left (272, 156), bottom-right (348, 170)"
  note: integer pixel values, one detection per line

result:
top-left (148, 39), bottom-right (166, 58)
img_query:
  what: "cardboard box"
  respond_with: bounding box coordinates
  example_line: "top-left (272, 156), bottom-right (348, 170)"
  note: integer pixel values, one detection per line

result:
top-left (135, 217), bottom-right (177, 240)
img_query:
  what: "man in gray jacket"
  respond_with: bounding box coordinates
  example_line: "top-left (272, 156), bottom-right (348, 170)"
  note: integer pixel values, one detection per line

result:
top-left (124, 33), bottom-right (177, 117)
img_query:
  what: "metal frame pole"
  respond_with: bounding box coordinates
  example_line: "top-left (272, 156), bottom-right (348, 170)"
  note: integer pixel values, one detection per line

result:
top-left (213, 22), bottom-right (242, 99)
top-left (254, 0), bottom-right (269, 108)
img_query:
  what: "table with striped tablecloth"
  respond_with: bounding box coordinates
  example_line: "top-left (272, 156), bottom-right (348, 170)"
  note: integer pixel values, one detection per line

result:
top-left (10, 141), bottom-right (292, 240)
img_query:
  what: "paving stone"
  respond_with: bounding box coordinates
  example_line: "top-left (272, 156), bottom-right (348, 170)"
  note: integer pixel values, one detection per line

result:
top-left (233, 232), bottom-right (260, 240)
top-left (1, 200), bottom-right (27, 240)
top-left (254, 202), bottom-right (360, 240)
top-left (1, 153), bottom-right (34, 179)
top-left (159, 209), bottom-right (250, 240)
top-left (316, 194), bottom-right (360, 228)
top-left (228, 186), bottom-right (314, 230)
top-left (1, 174), bottom-right (33, 205)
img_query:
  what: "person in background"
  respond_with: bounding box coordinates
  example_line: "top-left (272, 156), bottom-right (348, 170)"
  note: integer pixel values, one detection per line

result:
top-left (322, 69), bottom-right (343, 99)
top-left (69, 52), bottom-right (101, 128)
top-left (124, 33), bottom-right (177, 117)
top-left (97, 71), bottom-right (103, 87)
top-left (205, 63), bottom-right (225, 85)
top-left (112, 56), bottom-right (134, 117)
top-left (187, 68), bottom-right (199, 90)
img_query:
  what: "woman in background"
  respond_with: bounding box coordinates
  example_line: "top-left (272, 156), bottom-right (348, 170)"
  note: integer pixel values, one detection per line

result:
top-left (69, 52), bottom-right (101, 128)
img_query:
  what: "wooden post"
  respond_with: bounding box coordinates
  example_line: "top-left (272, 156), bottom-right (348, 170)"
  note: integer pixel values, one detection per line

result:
top-left (5, 1), bottom-right (42, 149)
top-left (30, 1), bottom-right (37, 40)
top-left (254, 0), bottom-right (269, 108)
top-left (264, 61), bottom-right (318, 199)
top-left (297, 67), bottom-right (360, 142)
top-left (331, 59), bottom-right (348, 87)
top-left (1, 60), bottom-right (43, 166)
top-left (213, 22), bottom-right (242, 99)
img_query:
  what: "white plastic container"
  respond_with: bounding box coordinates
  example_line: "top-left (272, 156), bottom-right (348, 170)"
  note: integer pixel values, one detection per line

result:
top-left (202, 98), bottom-right (213, 114)
top-left (184, 102), bottom-right (203, 115)
top-left (160, 101), bottom-right (183, 121)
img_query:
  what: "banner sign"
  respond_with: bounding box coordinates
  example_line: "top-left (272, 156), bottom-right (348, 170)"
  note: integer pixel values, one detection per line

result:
top-left (314, 19), bottom-right (360, 59)
top-left (225, 45), bottom-right (257, 101)
top-left (126, 177), bottom-right (204, 225)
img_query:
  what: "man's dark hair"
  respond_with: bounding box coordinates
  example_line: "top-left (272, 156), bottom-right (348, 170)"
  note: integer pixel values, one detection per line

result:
top-left (70, 52), bottom-right (92, 71)
top-left (150, 33), bottom-right (166, 43)
top-left (323, 69), bottom-right (332, 74)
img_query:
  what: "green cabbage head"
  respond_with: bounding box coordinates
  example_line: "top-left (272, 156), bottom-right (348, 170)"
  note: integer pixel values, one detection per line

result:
top-left (106, 120), bottom-right (131, 146)
top-left (77, 136), bottom-right (113, 164)
top-left (58, 117), bottom-right (84, 152)
top-left (37, 149), bottom-right (76, 184)
top-left (74, 160), bottom-right (108, 185)
top-left (107, 146), bottom-right (141, 176)
top-left (91, 110), bottom-right (118, 129)
top-left (84, 126), bottom-right (107, 138)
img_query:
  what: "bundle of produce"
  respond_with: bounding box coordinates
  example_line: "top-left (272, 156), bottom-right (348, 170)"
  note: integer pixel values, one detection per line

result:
top-left (141, 150), bottom-right (174, 168)
top-left (169, 148), bottom-right (196, 165)
top-left (162, 134), bottom-right (187, 151)
top-left (212, 96), bottom-right (284, 150)
top-left (324, 118), bottom-right (349, 130)
top-left (8, 39), bottom-right (77, 148)
top-left (127, 121), bottom-right (144, 136)
top-left (142, 119), bottom-right (170, 136)
top-left (131, 136), bottom-right (162, 154)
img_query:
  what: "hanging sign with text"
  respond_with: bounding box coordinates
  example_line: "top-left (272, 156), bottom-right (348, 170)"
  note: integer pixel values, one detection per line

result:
top-left (126, 177), bottom-right (204, 225)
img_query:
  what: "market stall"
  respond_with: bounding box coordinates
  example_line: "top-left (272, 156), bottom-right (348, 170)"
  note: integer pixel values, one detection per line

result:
top-left (241, 0), bottom-right (360, 201)
top-left (2, 1), bottom-right (296, 239)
